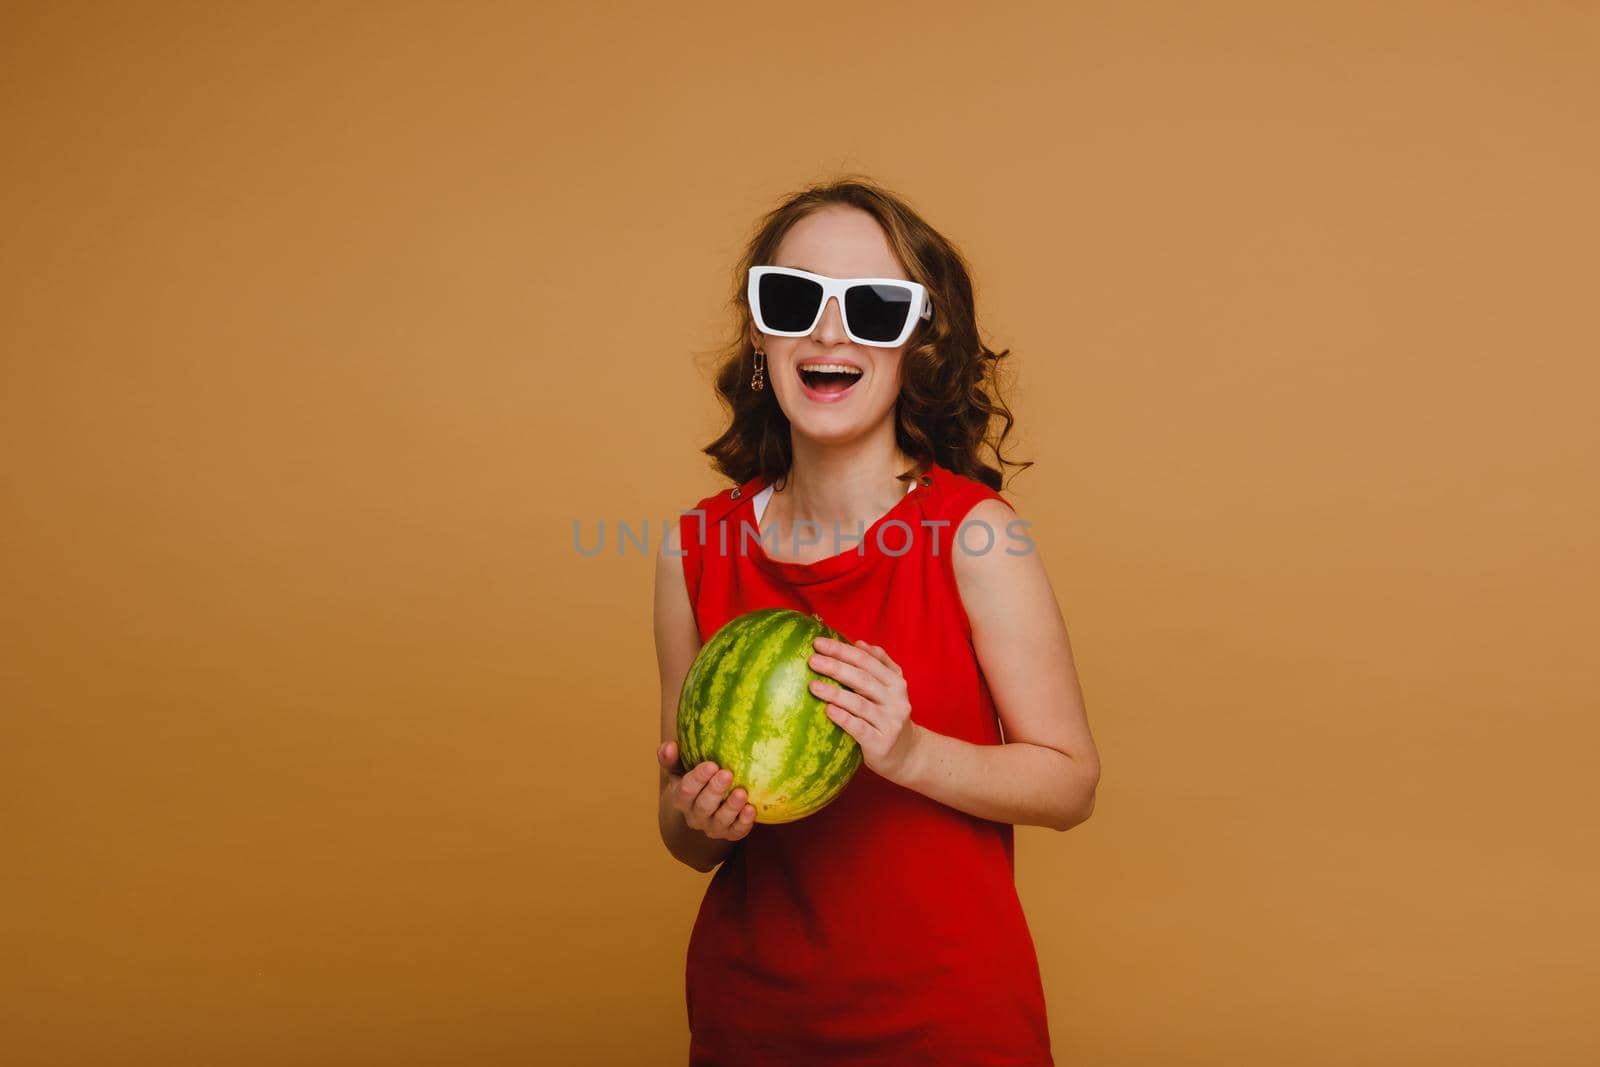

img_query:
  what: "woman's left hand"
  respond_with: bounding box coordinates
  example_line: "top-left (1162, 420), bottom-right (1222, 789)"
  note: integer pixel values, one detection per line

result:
top-left (808, 636), bottom-right (924, 785)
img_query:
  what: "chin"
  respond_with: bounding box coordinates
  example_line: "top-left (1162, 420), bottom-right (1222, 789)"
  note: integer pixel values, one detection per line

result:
top-left (785, 407), bottom-right (884, 445)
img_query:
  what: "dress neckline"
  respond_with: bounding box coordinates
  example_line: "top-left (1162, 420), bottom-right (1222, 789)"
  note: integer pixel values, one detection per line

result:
top-left (731, 463), bottom-right (938, 586)
top-left (751, 478), bottom-right (913, 524)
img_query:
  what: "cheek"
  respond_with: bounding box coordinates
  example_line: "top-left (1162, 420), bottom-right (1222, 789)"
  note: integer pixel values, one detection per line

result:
top-left (877, 354), bottom-right (906, 390)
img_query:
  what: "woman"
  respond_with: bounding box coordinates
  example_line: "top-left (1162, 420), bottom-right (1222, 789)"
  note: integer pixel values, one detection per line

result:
top-left (654, 177), bottom-right (1099, 1066)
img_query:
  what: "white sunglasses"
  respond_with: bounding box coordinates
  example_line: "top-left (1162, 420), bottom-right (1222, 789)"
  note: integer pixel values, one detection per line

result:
top-left (747, 266), bottom-right (934, 348)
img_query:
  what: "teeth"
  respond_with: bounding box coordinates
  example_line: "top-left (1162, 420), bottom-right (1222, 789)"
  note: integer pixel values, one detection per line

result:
top-left (799, 363), bottom-right (863, 376)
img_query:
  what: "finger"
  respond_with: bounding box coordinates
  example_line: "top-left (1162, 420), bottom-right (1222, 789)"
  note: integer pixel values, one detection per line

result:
top-left (712, 786), bottom-right (748, 833)
top-left (824, 701), bottom-right (865, 740)
top-left (692, 767), bottom-right (735, 822)
top-left (813, 635), bottom-right (881, 671)
top-left (716, 803), bottom-right (756, 839)
top-left (675, 761), bottom-right (719, 806)
top-left (810, 677), bottom-right (878, 728)
top-left (657, 741), bottom-right (680, 770)
top-left (813, 636), bottom-right (894, 684)
top-left (857, 640), bottom-right (903, 676)
top-left (808, 649), bottom-right (887, 701)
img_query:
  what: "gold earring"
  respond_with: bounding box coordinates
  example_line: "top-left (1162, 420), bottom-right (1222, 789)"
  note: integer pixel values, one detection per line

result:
top-left (751, 348), bottom-right (766, 391)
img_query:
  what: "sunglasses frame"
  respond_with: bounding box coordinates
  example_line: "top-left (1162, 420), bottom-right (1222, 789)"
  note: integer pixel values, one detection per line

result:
top-left (747, 266), bottom-right (934, 349)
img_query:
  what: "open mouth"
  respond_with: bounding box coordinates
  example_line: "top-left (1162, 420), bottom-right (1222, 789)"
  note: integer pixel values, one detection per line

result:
top-left (797, 363), bottom-right (863, 398)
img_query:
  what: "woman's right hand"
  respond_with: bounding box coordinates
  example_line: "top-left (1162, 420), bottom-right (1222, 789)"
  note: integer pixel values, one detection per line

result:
top-left (657, 740), bottom-right (757, 842)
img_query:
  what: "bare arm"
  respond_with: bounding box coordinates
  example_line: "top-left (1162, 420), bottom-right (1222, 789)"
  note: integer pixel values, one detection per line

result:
top-left (895, 498), bottom-right (1100, 831)
top-left (655, 519), bottom-right (753, 872)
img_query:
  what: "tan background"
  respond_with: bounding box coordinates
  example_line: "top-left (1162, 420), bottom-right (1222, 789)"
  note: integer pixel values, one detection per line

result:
top-left (2, 2), bottom-right (1596, 1064)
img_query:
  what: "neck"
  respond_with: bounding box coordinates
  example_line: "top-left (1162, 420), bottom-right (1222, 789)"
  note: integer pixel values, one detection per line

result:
top-left (774, 429), bottom-right (922, 530)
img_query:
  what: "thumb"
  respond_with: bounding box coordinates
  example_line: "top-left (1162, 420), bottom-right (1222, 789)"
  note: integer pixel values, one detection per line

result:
top-left (657, 740), bottom-right (679, 769)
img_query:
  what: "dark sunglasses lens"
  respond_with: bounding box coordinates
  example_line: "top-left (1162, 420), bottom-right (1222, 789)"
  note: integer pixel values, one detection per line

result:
top-left (844, 284), bottom-right (915, 342)
top-left (758, 272), bottom-right (823, 332)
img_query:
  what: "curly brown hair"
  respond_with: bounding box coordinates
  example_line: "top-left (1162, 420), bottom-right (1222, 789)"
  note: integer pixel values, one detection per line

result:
top-left (697, 175), bottom-right (1031, 493)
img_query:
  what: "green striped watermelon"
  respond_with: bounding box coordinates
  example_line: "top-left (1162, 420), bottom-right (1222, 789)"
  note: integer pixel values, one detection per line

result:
top-left (676, 607), bottom-right (863, 824)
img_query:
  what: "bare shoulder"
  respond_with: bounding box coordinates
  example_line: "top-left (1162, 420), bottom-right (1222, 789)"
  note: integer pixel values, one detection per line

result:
top-left (655, 512), bottom-right (694, 636)
top-left (950, 496), bottom-right (1039, 600)
top-left (657, 513), bottom-right (685, 569)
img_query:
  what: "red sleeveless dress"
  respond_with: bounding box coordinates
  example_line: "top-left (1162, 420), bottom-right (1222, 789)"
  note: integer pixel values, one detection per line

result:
top-left (677, 460), bottom-right (1054, 1066)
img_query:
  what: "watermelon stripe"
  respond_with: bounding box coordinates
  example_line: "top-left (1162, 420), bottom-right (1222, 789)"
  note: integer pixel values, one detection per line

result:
top-left (755, 617), bottom-right (819, 758)
top-left (677, 628), bottom-right (718, 758)
top-left (775, 622), bottom-right (852, 806)
top-left (742, 617), bottom-right (832, 799)
top-left (768, 620), bottom-right (831, 789)
top-left (720, 611), bottom-right (800, 763)
top-left (684, 614), bottom-right (750, 757)
top-left (685, 609), bottom-right (788, 768)
top-left (784, 707), bottom-right (859, 816)
top-left (678, 620), bottom-right (735, 762)
top-left (720, 609), bottom-right (794, 761)
top-left (787, 731), bottom-right (861, 819)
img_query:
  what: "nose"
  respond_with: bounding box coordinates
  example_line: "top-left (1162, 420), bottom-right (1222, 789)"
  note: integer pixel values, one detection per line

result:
top-left (811, 294), bottom-right (848, 344)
